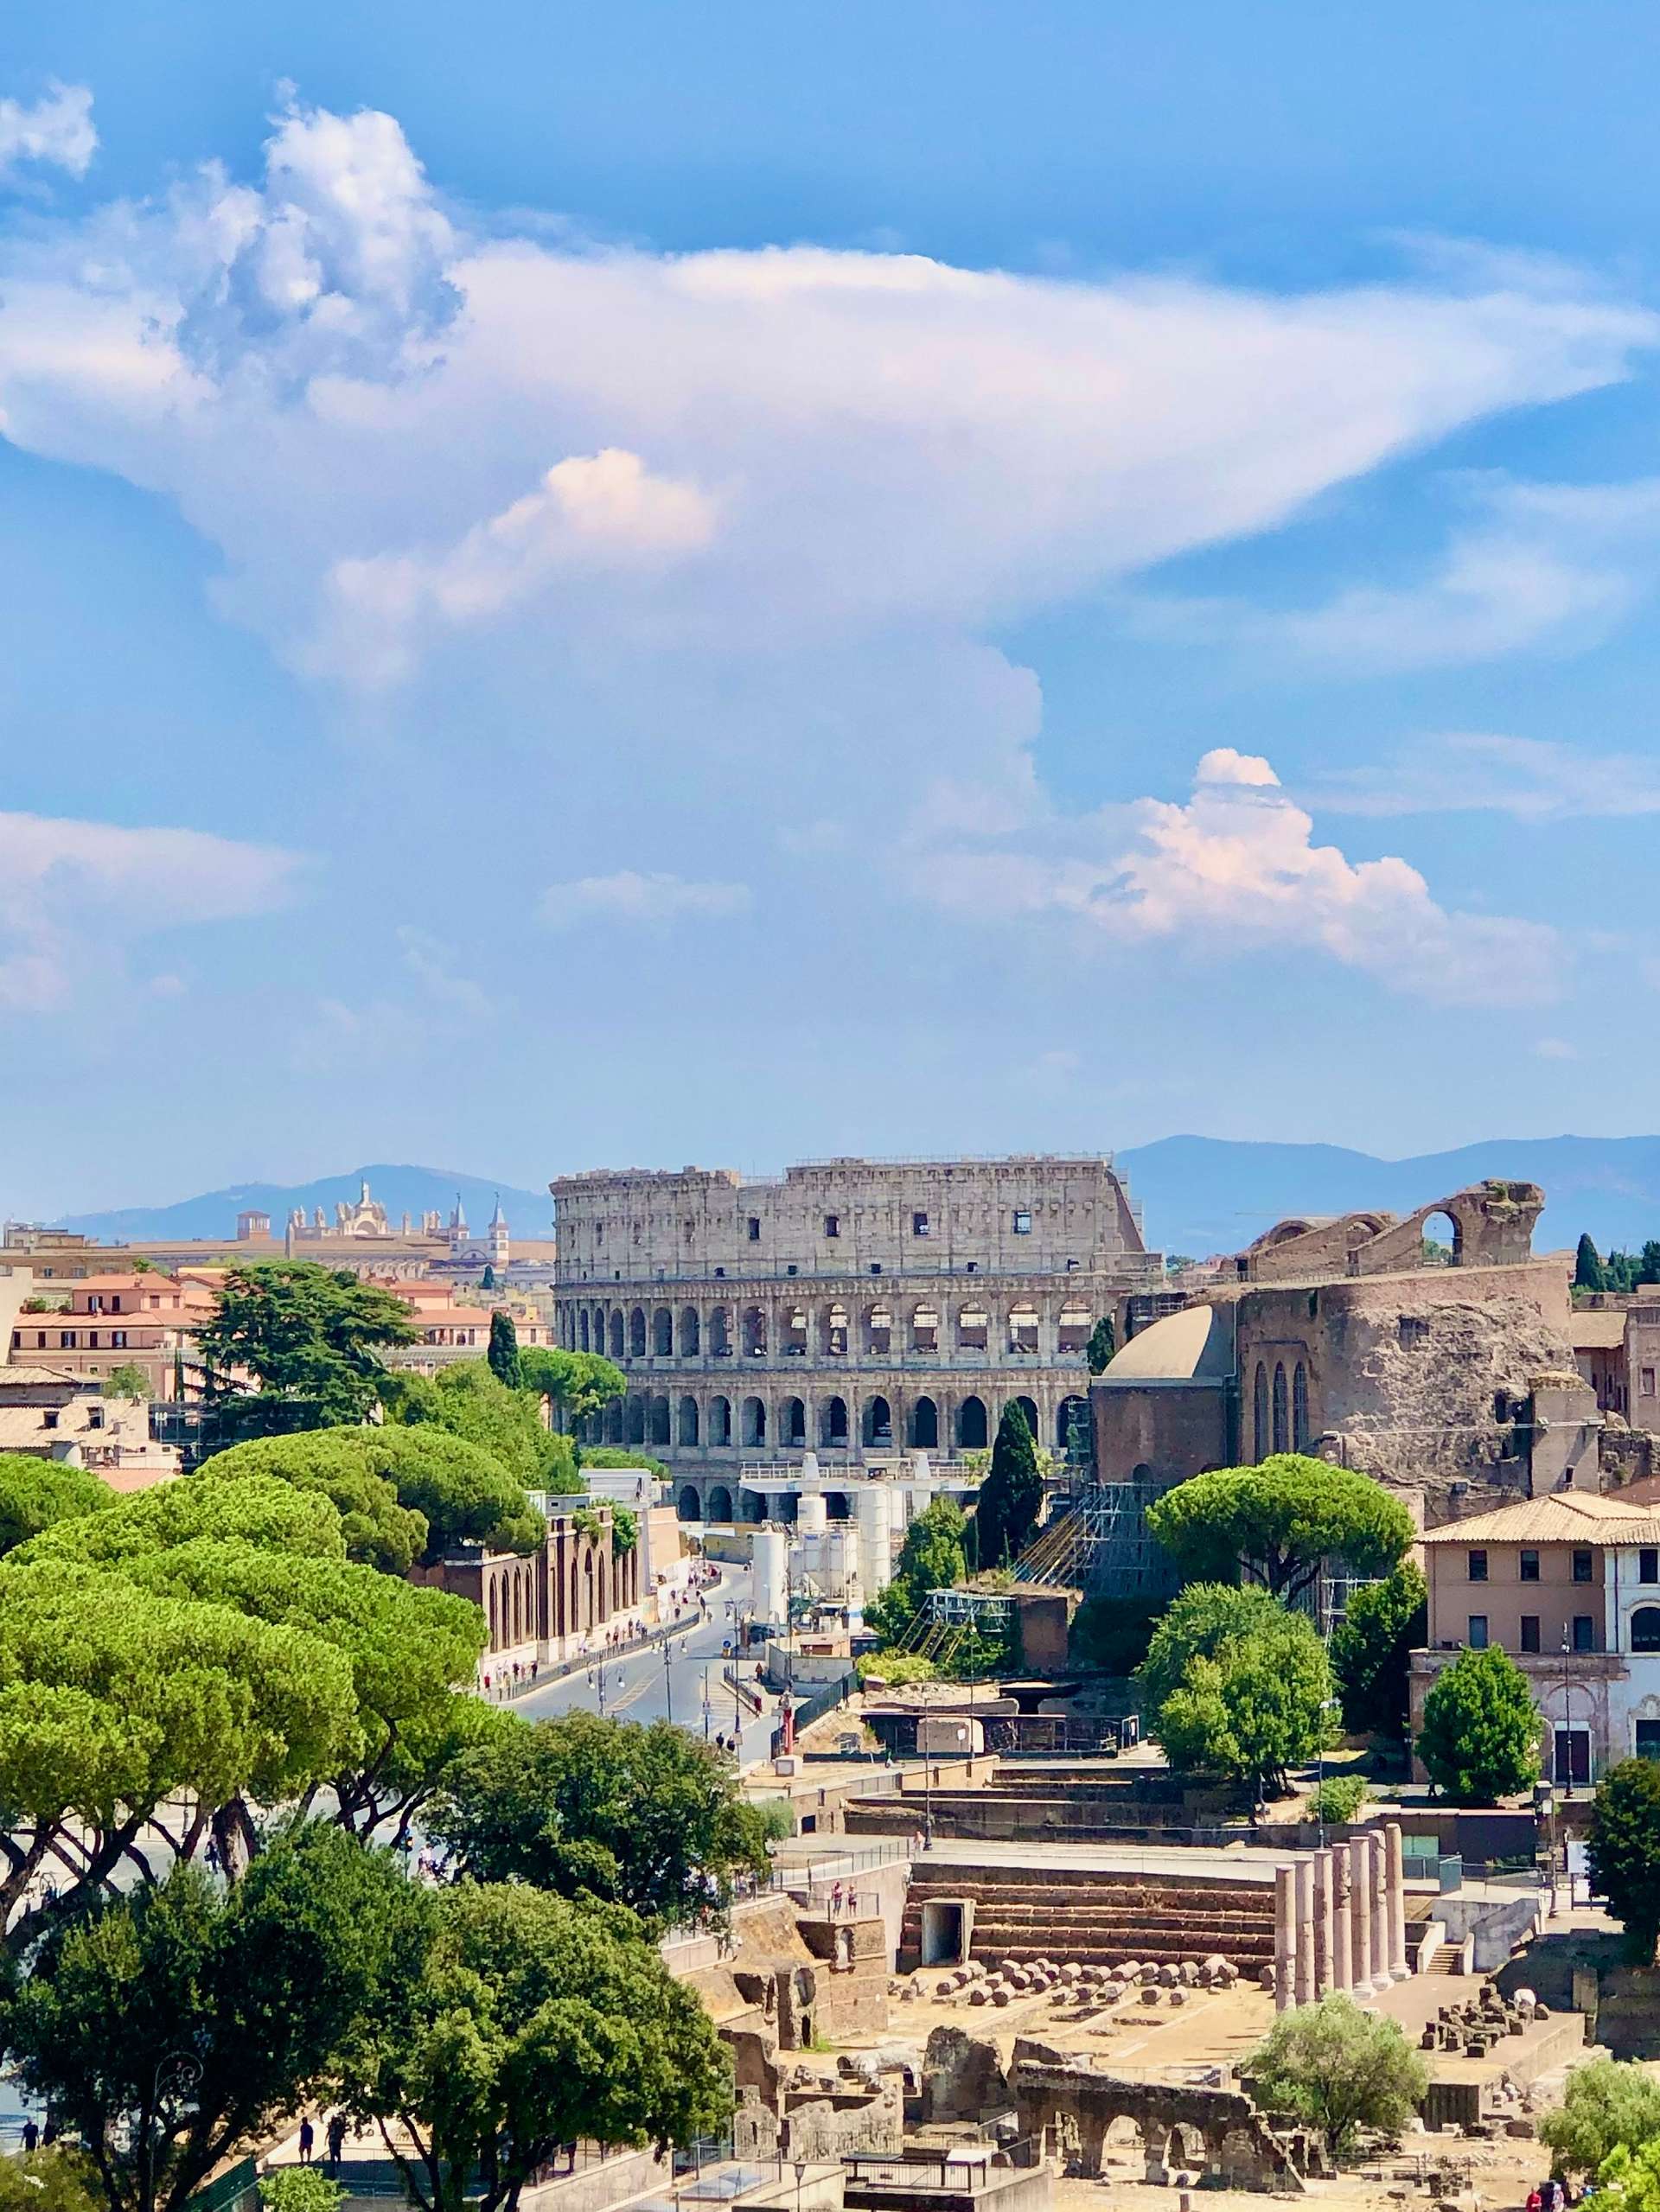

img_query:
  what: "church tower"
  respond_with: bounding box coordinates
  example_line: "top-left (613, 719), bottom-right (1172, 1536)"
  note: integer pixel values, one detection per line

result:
top-left (449, 1193), bottom-right (470, 1260)
top-left (488, 1194), bottom-right (510, 1271)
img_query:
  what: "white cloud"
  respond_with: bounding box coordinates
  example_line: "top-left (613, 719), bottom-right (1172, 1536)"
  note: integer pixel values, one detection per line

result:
top-left (0, 812), bottom-right (303, 1012)
top-left (539, 871), bottom-right (752, 929)
top-left (0, 84), bottom-right (95, 183)
top-left (1533, 1037), bottom-right (1578, 1061)
top-left (912, 750), bottom-right (1561, 1008)
top-left (396, 925), bottom-right (493, 1017)
top-left (1312, 732), bottom-right (1660, 819)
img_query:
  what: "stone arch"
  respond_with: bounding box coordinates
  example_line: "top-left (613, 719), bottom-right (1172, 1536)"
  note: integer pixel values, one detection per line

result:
top-left (742, 1395), bottom-right (768, 1448)
top-left (742, 1305), bottom-right (768, 1356)
top-left (679, 1304), bottom-right (701, 1355)
top-left (1057, 1393), bottom-right (1089, 1450)
top-left (709, 1394), bottom-right (732, 1447)
top-left (1253, 1363), bottom-right (1269, 1460)
top-left (678, 1483), bottom-right (702, 1521)
top-left (863, 1304), bottom-right (892, 1357)
top-left (825, 1491), bottom-right (850, 1520)
top-left (1008, 1302), bottom-right (1039, 1355)
top-left (625, 1393), bottom-right (647, 1446)
top-left (488, 1579), bottom-right (499, 1650)
top-left (955, 1301), bottom-right (989, 1352)
top-left (1293, 1362), bottom-right (1309, 1451)
top-left (820, 1396), bottom-right (849, 1448)
top-left (865, 1394), bottom-right (893, 1446)
top-left (569, 1555), bottom-right (579, 1624)
top-left (783, 1304), bottom-right (808, 1357)
top-left (1057, 1302), bottom-right (1092, 1355)
top-left (706, 1482), bottom-right (734, 1522)
top-left (652, 1306), bottom-right (673, 1357)
top-left (629, 1306), bottom-right (647, 1359)
top-left (604, 1397), bottom-right (624, 1444)
top-left (678, 1393), bottom-right (700, 1447)
top-left (958, 1395), bottom-right (988, 1450)
top-left (1421, 1208), bottom-right (1460, 1265)
top-left (782, 1396), bottom-right (807, 1448)
top-left (578, 1310), bottom-right (591, 1353)
top-left (1272, 1363), bottom-right (1289, 1454)
top-left (648, 1393), bottom-right (672, 1447)
top-left (820, 1303), bottom-right (849, 1356)
top-left (708, 1305), bottom-right (731, 1357)
top-left (610, 1311), bottom-right (625, 1360)
top-left (1013, 1393), bottom-right (1039, 1438)
top-left (910, 1303), bottom-right (939, 1355)
top-left (911, 1394), bottom-right (940, 1449)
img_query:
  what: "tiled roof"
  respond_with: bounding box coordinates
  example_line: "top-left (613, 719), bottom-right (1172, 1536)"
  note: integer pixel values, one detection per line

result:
top-left (1570, 1312), bottom-right (1630, 1348)
top-left (0, 1366), bottom-right (86, 1387)
top-left (1423, 1490), bottom-right (1660, 1546)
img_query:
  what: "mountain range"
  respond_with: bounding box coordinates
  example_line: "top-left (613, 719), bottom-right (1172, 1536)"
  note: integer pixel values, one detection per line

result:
top-left (42, 1138), bottom-right (1660, 1260)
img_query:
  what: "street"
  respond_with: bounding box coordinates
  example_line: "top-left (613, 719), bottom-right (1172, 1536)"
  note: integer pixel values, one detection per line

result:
top-left (514, 1560), bottom-right (780, 1762)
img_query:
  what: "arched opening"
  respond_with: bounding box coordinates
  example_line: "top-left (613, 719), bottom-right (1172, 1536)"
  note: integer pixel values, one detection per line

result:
top-left (709, 1395), bottom-right (732, 1447)
top-left (625, 1394), bottom-right (646, 1445)
top-left (825, 1492), bottom-right (850, 1520)
top-left (1011, 1393), bottom-right (1038, 1436)
top-left (1421, 1209), bottom-right (1460, 1266)
top-left (678, 1394), bottom-right (700, 1446)
top-left (1057, 1304), bottom-right (1092, 1355)
top-left (1272, 1363), bottom-right (1289, 1454)
top-left (570, 1557), bottom-right (579, 1626)
top-left (864, 1304), bottom-right (892, 1357)
top-left (1633, 1607), bottom-right (1660, 1654)
top-left (1057, 1394), bottom-right (1089, 1450)
top-left (678, 1483), bottom-right (702, 1522)
top-left (610, 1312), bottom-right (625, 1361)
top-left (783, 1305), bottom-right (808, 1357)
top-left (1008, 1304), bottom-right (1039, 1355)
top-left (679, 1305), bottom-right (700, 1355)
top-left (742, 1306), bottom-right (768, 1356)
top-left (911, 1395), bottom-right (939, 1449)
top-left (578, 1310), bottom-right (590, 1353)
top-left (708, 1306), bottom-right (731, 1357)
top-left (782, 1396), bottom-right (807, 1448)
top-left (648, 1393), bottom-right (670, 1446)
top-left (603, 1398), bottom-right (624, 1444)
top-left (629, 1307), bottom-right (647, 1358)
top-left (742, 1396), bottom-right (768, 1448)
top-left (820, 1304), bottom-right (849, 1357)
top-left (652, 1307), bottom-right (673, 1358)
top-left (958, 1395), bottom-right (988, 1450)
top-left (1293, 1362), bottom-right (1309, 1451)
top-left (488, 1580), bottom-right (499, 1650)
top-left (820, 1396), bottom-right (848, 1448)
top-left (1253, 1363), bottom-right (1269, 1460)
top-left (740, 1488), bottom-right (765, 1523)
top-left (706, 1482), bottom-right (733, 1521)
top-left (955, 1303), bottom-right (988, 1353)
top-left (865, 1394), bottom-right (893, 1446)
top-left (910, 1304), bottom-right (939, 1355)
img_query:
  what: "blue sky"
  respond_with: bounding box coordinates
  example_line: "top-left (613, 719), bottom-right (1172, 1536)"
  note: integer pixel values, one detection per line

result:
top-left (3, 3), bottom-right (1660, 1215)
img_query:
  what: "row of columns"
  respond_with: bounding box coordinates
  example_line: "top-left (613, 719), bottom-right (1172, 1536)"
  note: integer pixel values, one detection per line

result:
top-left (561, 1292), bottom-right (1099, 1368)
top-left (1273, 1824), bottom-right (1408, 2010)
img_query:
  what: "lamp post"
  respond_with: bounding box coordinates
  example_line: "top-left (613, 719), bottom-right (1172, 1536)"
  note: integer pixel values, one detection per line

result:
top-left (1316, 1695), bottom-right (1342, 1848)
top-left (663, 1637), bottom-right (674, 1725)
top-left (1561, 1632), bottom-right (1574, 1801)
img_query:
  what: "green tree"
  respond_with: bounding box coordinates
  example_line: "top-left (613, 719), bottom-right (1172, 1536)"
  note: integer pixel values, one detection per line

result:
top-left (1085, 1317), bottom-right (1115, 1374)
top-left (487, 1311), bottom-right (522, 1391)
top-left (863, 1499), bottom-right (967, 1646)
top-left (1136, 1583), bottom-right (1289, 1715)
top-left (1640, 1240), bottom-right (1660, 1289)
top-left (429, 1712), bottom-right (771, 1928)
top-left (1417, 1646), bottom-right (1541, 1805)
top-left (1329, 1562), bottom-right (1427, 1737)
top-left (382, 1362), bottom-right (578, 1493)
top-left (479, 1264), bottom-right (496, 1291)
top-left (974, 1402), bottom-right (1044, 1567)
top-left (260, 2176), bottom-right (346, 2212)
top-left (1596, 2141), bottom-right (1660, 2212)
top-left (0, 1461), bottom-right (112, 1559)
top-left (1538, 2059), bottom-right (1660, 2180)
top-left (609, 1505), bottom-right (638, 1557)
top-left (192, 1264), bottom-right (418, 1434)
top-left (1069, 1593), bottom-right (1165, 1676)
top-left (1575, 1233), bottom-right (1608, 1292)
top-left (0, 2152), bottom-right (104, 2212)
top-left (13, 1474), bottom-right (345, 1568)
top-left (1245, 1995), bottom-right (1427, 2154)
top-left (3, 1826), bottom-right (433, 2212)
top-left (1151, 1608), bottom-right (1335, 1798)
top-left (100, 1365), bottom-right (150, 1401)
top-left (578, 1446), bottom-right (667, 1479)
top-left (344, 1884), bottom-right (731, 2212)
top-left (1588, 1760), bottom-right (1660, 1964)
top-left (1146, 1456), bottom-right (1413, 1605)
top-left (518, 1348), bottom-right (627, 1428)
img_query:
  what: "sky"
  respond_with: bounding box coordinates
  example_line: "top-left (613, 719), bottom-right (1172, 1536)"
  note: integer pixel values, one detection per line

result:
top-left (4, 2), bottom-right (1660, 1215)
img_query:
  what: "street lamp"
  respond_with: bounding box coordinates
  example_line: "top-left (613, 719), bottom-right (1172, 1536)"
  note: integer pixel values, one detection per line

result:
top-left (1315, 1696), bottom-right (1342, 1848)
top-left (1561, 1632), bottom-right (1575, 1801)
top-left (663, 1638), bottom-right (675, 1725)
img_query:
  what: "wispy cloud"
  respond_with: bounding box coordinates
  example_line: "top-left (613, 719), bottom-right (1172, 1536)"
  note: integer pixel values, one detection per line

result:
top-left (0, 83), bottom-right (95, 184)
top-left (1312, 732), bottom-right (1660, 820)
top-left (539, 870), bottom-right (752, 929)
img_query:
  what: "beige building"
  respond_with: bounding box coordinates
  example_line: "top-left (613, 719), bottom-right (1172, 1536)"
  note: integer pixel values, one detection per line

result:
top-left (8, 1272), bottom-right (218, 1399)
top-left (0, 1366), bottom-right (179, 1487)
top-left (552, 1156), bottom-right (1158, 1516)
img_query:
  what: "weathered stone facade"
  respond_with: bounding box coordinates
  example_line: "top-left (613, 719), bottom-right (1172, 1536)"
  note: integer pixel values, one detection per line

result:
top-left (552, 1158), bottom-right (1157, 1508)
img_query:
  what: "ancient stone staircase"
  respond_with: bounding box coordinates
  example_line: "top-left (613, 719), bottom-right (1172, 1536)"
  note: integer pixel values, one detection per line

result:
top-left (901, 1862), bottom-right (1275, 1973)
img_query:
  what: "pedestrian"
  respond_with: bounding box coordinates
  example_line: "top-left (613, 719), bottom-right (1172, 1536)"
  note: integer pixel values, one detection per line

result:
top-left (41, 2122), bottom-right (56, 2149)
top-left (327, 2115), bottom-right (347, 2171)
top-left (299, 2118), bottom-right (315, 2165)
top-left (1527, 2190), bottom-right (1542, 2212)
top-left (22, 2120), bottom-right (39, 2153)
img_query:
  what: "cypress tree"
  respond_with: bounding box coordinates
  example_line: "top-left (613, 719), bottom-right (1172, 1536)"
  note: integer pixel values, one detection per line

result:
top-left (1574, 1233), bottom-right (1607, 1293)
top-left (975, 1401), bottom-right (1044, 1567)
top-left (488, 1309), bottom-right (522, 1390)
top-left (1085, 1316), bottom-right (1115, 1374)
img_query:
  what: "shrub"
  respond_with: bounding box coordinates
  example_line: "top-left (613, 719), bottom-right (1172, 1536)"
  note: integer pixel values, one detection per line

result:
top-left (855, 1652), bottom-right (936, 1686)
top-left (1246, 1995), bottom-right (1427, 2153)
top-left (1309, 1774), bottom-right (1370, 1824)
top-left (1539, 2058), bottom-right (1660, 2178)
top-left (260, 2174), bottom-right (347, 2212)
top-left (1417, 1646), bottom-right (1541, 1805)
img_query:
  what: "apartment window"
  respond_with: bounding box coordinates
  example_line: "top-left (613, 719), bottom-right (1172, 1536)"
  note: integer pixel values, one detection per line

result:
top-left (747, 1218), bottom-right (761, 1242)
top-left (1467, 1616), bottom-right (1489, 1649)
top-left (1520, 1549), bottom-right (1540, 1583)
top-left (110, 1296), bottom-right (122, 1314)
top-left (42, 1412), bottom-right (58, 1431)
top-left (1644, 1367), bottom-right (1658, 1395)
top-left (1574, 1549), bottom-right (1595, 1584)
top-left (824, 1214), bottom-right (840, 1239)
top-left (87, 1406), bottom-right (104, 1431)
top-left (1012, 1208), bottom-right (1032, 1235)
top-left (1467, 1549), bottom-right (1488, 1583)
top-left (1638, 1720), bottom-right (1660, 1762)
top-left (111, 1331), bottom-right (127, 1350)
top-left (1520, 1616), bottom-right (1542, 1653)
top-left (1643, 1549), bottom-right (1660, 1586)
top-left (912, 1212), bottom-right (930, 1238)
top-left (60, 1331), bottom-right (76, 1349)
top-left (1574, 1615), bottom-right (1596, 1653)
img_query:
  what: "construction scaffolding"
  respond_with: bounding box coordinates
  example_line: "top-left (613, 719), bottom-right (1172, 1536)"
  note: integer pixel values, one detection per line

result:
top-left (1012, 1481), bottom-right (1178, 1596)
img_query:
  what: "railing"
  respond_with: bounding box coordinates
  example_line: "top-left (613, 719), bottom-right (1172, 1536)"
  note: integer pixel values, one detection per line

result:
top-left (845, 2139), bottom-right (1042, 2190)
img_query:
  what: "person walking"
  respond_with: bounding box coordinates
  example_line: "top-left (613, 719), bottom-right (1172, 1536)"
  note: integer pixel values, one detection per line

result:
top-left (327, 2115), bottom-right (347, 2171)
top-left (298, 2118), bottom-right (315, 2165)
top-left (22, 2120), bottom-right (39, 2153)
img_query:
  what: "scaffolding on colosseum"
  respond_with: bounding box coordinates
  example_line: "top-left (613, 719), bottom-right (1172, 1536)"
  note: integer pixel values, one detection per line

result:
top-left (1011, 1482), bottom-right (1175, 1595)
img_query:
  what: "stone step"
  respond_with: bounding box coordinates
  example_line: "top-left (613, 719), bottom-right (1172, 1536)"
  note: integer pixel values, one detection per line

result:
top-left (1426, 1944), bottom-right (1465, 1976)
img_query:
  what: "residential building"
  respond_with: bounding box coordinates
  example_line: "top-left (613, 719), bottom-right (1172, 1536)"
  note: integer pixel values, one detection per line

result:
top-left (0, 1367), bottom-right (179, 1488)
top-left (7, 1272), bottom-right (217, 1399)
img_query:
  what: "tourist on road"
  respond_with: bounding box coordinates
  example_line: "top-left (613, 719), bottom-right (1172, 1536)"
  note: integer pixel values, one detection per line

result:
top-left (298, 2118), bottom-right (315, 2165)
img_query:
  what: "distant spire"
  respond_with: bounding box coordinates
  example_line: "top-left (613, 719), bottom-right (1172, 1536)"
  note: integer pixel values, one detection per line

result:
top-left (490, 1190), bottom-right (507, 1228)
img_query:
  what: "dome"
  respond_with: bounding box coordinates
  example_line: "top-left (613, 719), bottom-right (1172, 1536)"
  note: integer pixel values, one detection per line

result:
top-left (1099, 1303), bottom-right (1234, 1384)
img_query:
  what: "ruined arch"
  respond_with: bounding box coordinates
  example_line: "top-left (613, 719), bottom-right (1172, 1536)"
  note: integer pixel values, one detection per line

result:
top-left (782, 1396), bottom-right (807, 1448)
top-left (610, 1311), bottom-right (625, 1361)
top-left (648, 1393), bottom-right (672, 1447)
top-left (679, 1304), bottom-right (701, 1355)
top-left (652, 1306), bottom-right (674, 1357)
top-left (820, 1396), bottom-right (849, 1449)
top-left (742, 1395), bottom-right (768, 1448)
top-left (678, 1484), bottom-right (702, 1523)
top-left (678, 1393), bottom-right (700, 1446)
top-left (910, 1304), bottom-right (939, 1355)
top-left (865, 1394), bottom-right (893, 1446)
top-left (706, 1482), bottom-right (734, 1521)
top-left (1012, 1393), bottom-right (1039, 1438)
top-left (1057, 1394), bottom-right (1089, 1451)
top-left (709, 1394), bottom-right (732, 1447)
top-left (708, 1305), bottom-right (731, 1356)
top-left (1253, 1363), bottom-right (1269, 1461)
top-left (1271, 1363), bottom-right (1288, 1454)
top-left (959, 1395), bottom-right (989, 1450)
top-left (1293, 1363), bottom-right (1309, 1451)
top-left (742, 1305), bottom-right (768, 1357)
top-left (911, 1395), bottom-right (940, 1450)
top-left (629, 1306), bottom-right (647, 1358)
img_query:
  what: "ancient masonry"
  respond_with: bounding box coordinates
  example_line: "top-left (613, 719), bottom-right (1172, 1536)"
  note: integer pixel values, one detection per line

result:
top-left (551, 1157), bottom-right (1160, 1517)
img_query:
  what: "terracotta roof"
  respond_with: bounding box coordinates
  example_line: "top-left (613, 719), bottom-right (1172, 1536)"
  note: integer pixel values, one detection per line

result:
top-left (1571, 1312), bottom-right (1630, 1349)
top-left (0, 1366), bottom-right (88, 1387)
top-left (1423, 1491), bottom-right (1660, 1546)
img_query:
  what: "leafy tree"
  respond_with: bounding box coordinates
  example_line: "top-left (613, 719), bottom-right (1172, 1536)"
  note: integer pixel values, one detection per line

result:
top-left (518, 1348), bottom-right (627, 1428)
top-left (1309, 1774), bottom-right (1370, 1824)
top-left (261, 2175), bottom-right (346, 2212)
top-left (1330, 1562), bottom-right (1427, 1737)
top-left (974, 1402), bottom-right (1044, 1567)
top-left (1245, 1995), bottom-right (1427, 2154)
top-left (479, 1264), bottom-right (496, 1291)
top-left (1136, 1583), bottom-right (1289, 1714)
top-left (192, 1264), bottom-right (418, 1434)
top-left (1538, 2059), bottom-right (1660, 2180)
top-left (1152, 1607), bottom-right (1335, 1798)
top-left (863, 1500), bottom-right (967, 1645)
top-left (344, 1883), bottom-right (730, 2212)
top-left (3, 1826), bottom-right (433, 2212)
top-left (429, 1711), bottom-right (771, 1928)
top-left (0, 1461), bottom-right (112, 1559)
top-left (578, 1445), bottom-right (667, 1478)
top-left (1146, 1456), bottom-right (1413, 1605)
top-left (382, 1362), bottom-right (577, 1494)
top-left (100, 1365), bottom-right (150, 1402)
top-left (0, 2151), bottom-right (104, 2212)
top-left (13, 1474), bottom-right (345, 1569)
top-left (1085, 1317), bottom-right (1115, 1374)
top-left (1596, 2140), bottom-right (1660, 2212)
top-left (609, 1505), bottom-right (638, 1557)
top-left (1417, 1646), bottom-right (1541, 1805)
top-left (854, 1652), bottom-right (936, 1686)
top-left (1588, 1760), bottom-right (1660, 1964)
top-left (1575, 1233), bottom-right (1608, 1293)
top-left (1069, 1593), bottom-right (1164, 1676)
top-left (487, 1311), bottom-right (521, 1391)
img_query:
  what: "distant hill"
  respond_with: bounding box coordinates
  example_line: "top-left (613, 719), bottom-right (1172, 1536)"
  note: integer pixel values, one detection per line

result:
top-left (48, 1137), bottom-right (1660, 1261)
top-left (54, 1165), bottom-right (552, 1244)
top-left (1116, 1134), bottom-right (1660, 1260)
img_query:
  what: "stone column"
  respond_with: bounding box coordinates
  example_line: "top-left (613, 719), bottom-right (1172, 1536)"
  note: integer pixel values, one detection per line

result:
top-left (1331, 1841), bottom-right (1351, 1991)
top-left (1384, 1822), bottom-right (1409, 1979)
top-left (1367, 1831), bottom-right (1389, 1991)
top-left (1312, 1847), bottom-right (1334, 1997)
top-left (1273, 1865), bottom-right (1296, 2012)
top-left (1293, 1858), bottom-right (1315, 2006)
top-left (1347, 1836), bottom-right (1374, 1992)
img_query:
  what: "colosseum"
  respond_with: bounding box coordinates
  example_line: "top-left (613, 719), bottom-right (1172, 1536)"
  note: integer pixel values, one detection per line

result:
top-left (551, 1156), bottom-right (1161, 1521)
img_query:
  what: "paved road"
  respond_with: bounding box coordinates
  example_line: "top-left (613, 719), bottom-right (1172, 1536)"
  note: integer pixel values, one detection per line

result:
top-left (514, 1561), bottom-right (780, 1761)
